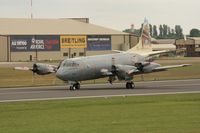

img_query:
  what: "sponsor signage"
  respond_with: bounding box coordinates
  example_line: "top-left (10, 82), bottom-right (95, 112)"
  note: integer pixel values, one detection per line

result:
top-left (60, 36), bottom-right (87, 48)
top-left (10, 35), bottom-right (60, 52)
top-left (87, 35), bottom-right (111, 51)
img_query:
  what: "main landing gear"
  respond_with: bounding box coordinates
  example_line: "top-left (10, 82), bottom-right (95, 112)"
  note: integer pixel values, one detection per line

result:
top-left (126, 81), bottom-right (135, 89)
top-left (69, 82), bottom-right (80, 90)
top-left (68, 81), bottom-right (134, 90)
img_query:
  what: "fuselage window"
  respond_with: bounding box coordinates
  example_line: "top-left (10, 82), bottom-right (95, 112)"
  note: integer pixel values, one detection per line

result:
top-left (72, 62), bottom-right (78, 67)
top-left (62, 61), bottom-right (79, 67)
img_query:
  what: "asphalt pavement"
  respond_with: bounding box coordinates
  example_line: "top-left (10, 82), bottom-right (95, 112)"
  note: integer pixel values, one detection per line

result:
top-left (0, 79), bottom-right (200, 103)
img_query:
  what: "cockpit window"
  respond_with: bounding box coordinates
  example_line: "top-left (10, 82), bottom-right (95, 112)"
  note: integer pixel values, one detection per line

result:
top-left (62, 60), bottom-right (79, 67)
top-left (58, 60), bottom-right (64, 69)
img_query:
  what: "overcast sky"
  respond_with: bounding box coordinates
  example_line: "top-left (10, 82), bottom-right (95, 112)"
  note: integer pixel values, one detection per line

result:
top-left (0, 0), bottom-right (199, 34)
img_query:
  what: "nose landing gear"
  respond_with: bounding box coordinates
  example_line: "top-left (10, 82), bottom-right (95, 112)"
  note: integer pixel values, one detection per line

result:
top-left (69, 82), bottom-right (80, 90)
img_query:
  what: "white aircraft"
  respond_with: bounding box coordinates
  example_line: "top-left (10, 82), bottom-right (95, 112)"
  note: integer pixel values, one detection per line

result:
top-left (15, 20), bottom-right (190, 90)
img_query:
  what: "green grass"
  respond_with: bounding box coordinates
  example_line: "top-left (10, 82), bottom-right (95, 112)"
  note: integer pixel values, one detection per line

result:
top-left (0, 68), bottom-right (64, 87)
top-left (0, 58), bottom-right (200, 88)
top-left (0, 93), bottom-right (200, 133)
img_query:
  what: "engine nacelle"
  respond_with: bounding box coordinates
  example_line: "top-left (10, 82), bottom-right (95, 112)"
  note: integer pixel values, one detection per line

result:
top-left (134, 62), bottom-right (150, 72)
top-left (32, 63), bottom-right (57, 75)
top-left (142, 62), bottom-right (161, 73)
top-left (115, 65), bottom-right (137, 80)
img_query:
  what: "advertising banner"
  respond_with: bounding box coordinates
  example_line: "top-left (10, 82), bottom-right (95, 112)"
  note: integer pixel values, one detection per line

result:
top-left (10, 35), bottom-right (60, 52)
top-left (60, 36), bottom-right (87, 48)
top-left (10, 36), bottom-right (30, 51)
top-left (87, 35), bottom-right (111, 51)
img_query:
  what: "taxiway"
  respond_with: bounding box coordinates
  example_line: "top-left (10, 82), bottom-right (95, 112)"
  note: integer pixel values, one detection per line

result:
top-left (0, 79), bottom-right (200, 103)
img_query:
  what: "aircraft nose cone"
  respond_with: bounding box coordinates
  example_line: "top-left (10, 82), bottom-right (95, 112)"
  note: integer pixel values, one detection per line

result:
top-left (56, 69), bottom-right (64, 80)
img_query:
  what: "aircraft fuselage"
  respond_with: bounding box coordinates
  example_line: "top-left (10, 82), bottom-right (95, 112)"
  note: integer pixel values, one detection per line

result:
top-left (56, 52), bottom-right (145, 82)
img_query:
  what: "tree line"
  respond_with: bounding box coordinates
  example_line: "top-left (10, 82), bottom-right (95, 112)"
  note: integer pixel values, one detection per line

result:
top-left (124, 24), bottom-right (200, 39)
top-left (190, 29), bottom-right (200, 37)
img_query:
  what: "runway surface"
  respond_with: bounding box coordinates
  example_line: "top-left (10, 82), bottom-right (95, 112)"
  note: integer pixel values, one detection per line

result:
top-left (0, 79), bottom-right (200, 103)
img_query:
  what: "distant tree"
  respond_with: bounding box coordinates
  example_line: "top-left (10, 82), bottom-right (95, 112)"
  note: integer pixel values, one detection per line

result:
top-left (167, 26), bottom-right (171, 36)
top-left (171, 29), bottom-right (175, 35)
top-left (175, 25), bottom-right (184, 39)
top-left (159, 25), bottom-right (163, 38)
top-left (124, 23), bottom-right (187, 39)
top-left (149, 24), bottom-right (153, 37)
top-left (163, 24), bottom-right (168, 37)
top-left (123, 28), bottom-right (141, 36)
top-left (153, 25), bottom-right (158, 37)
top-left (190, 29), bottom-right (200, 37)
top-left (134, 29), bottom-right (142, 36)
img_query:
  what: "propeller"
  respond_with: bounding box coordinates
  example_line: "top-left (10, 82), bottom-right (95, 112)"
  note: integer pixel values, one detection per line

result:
top-left (135, 63), bottom-right (144, 72)
top-left (111, 65), bottom-right (117, 75)
top-left (32, 63), bottom-right (38, 75)
top-left (57, 60), bottom-right (63, 70)
top-left (108, 65), bottom-right (118, 84)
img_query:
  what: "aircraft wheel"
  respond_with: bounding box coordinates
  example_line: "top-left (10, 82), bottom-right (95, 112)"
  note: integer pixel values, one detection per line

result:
top-left (69, 86), bottom-right (73, 90)
top-left (132, 83), bottom-right (135, 89)
top-left (126, 82), bottom-right (134, 89)
top-left (69, 83), bottom-right (80, 90)
top-left (75, 83), bottom-right (80, 90)
top-left (69, 86), bottom-right (76, 90)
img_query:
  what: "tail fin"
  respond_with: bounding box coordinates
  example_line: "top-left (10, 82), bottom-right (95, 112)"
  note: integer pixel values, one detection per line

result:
top-left (127, 18), bottom-right (153, 53)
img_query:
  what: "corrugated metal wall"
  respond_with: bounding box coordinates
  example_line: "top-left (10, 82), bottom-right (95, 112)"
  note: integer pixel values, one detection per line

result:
top-left (0, 36), bottom-right (8, 61)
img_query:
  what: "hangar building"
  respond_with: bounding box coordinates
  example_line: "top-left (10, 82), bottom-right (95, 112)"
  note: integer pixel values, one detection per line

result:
top-left (175, 37), bottom-right (200, 57)
top-left (0, 18), bottom-right (138, 62)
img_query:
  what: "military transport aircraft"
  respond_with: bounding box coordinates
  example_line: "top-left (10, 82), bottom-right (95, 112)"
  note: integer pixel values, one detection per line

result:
top-left (15, 20), bottom-right (190, 90)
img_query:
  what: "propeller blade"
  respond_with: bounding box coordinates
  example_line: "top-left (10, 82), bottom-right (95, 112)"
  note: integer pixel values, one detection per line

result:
top-left (14, 67), bottom-right (30, 71)
top-left (32, 63), bottom-right (38, 73)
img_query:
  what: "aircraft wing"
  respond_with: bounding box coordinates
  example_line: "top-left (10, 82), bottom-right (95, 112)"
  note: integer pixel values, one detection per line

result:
top-left (152, 64), bottom-right (191, 72)
top-left (142, 50), bottom-right (169, 57)
top-left (135, 49), bottom-right (176, 58)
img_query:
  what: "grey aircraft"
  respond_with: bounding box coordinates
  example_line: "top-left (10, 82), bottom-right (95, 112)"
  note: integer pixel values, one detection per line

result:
top-left (15, 20), bottom-right (190, 90)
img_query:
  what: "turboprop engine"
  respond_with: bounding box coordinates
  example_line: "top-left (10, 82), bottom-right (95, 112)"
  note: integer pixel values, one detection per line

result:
top-left (32, 63), bottom-right (57, 75)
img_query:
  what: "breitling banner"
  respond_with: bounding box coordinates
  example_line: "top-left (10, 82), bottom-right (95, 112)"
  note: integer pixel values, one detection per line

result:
top-left (60, 36), bottom-right (87, 48)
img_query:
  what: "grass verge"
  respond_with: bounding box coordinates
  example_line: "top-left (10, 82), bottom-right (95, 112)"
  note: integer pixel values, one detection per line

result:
top-left (0, 93), bottom-right (200, 133)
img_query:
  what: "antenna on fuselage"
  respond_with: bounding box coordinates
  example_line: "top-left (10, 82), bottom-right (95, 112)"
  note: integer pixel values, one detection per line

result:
top-left (30, 0), bottom-right (33, 19)
top-left (111, 57), bottom-right (115, 66)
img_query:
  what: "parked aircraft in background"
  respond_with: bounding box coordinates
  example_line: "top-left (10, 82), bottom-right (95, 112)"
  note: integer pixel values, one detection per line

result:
top-left (15, 20), bottom-right (190, 90)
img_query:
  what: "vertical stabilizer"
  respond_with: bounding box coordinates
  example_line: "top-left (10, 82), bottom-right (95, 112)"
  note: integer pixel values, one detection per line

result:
top-left (127, 18), bottom-right (153, 54)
